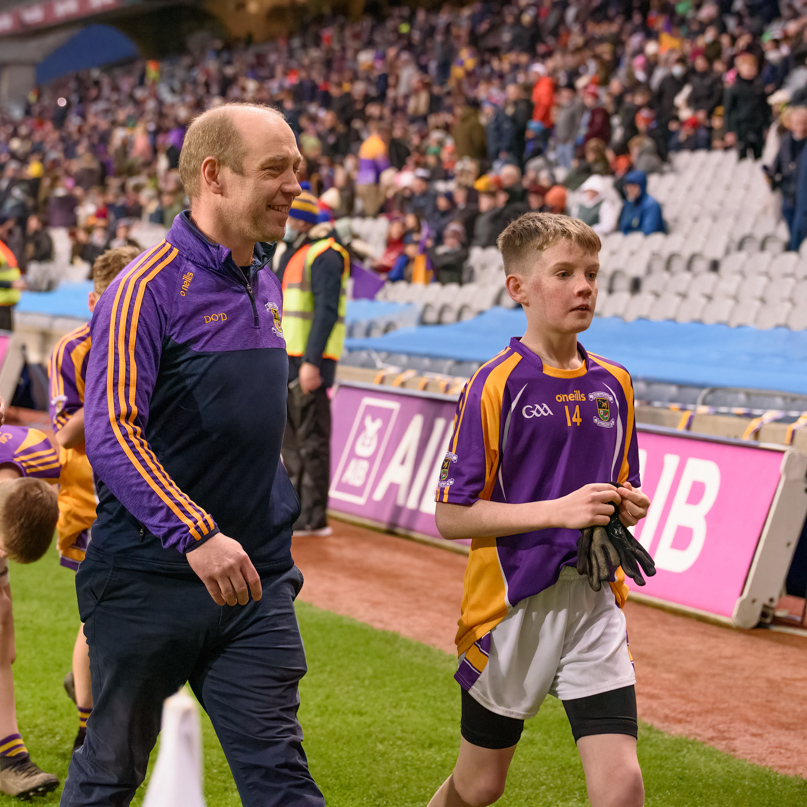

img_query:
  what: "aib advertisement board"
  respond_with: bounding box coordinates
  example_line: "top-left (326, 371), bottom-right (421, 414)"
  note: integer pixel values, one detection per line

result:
top-left (330, 383), bottom-right (787, 622)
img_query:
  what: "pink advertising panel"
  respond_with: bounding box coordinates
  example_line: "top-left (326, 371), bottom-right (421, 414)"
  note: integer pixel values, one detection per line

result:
top-left (330, 383), bottom-right (786, 620)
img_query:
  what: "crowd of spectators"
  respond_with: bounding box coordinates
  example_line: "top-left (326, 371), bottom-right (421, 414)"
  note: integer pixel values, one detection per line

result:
top-left (1, 0), bottom-right (807, 285)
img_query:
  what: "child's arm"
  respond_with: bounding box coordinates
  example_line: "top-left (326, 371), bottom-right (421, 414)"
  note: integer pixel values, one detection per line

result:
top-left (54, 408), bottom-right (85, 450)
top-left (435, 483), bottom-right (622, 541)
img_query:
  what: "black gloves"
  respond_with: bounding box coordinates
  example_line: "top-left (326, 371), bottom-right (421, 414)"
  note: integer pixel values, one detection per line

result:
top-left (575, 488), bottom-right (656, 592)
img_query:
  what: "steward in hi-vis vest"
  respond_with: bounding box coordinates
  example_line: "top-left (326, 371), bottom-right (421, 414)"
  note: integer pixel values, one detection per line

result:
top-left (0, 225), bottom-right (23, 332)
top-left (275, 195), bottom-right (350, 536)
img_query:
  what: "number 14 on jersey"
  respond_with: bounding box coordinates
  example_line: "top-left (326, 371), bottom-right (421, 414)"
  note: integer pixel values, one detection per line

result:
top-left (565, 405), bottom-right (582, 427)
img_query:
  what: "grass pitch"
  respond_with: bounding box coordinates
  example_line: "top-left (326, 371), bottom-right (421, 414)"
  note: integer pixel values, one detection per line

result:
top-left (2, 553), bottom-right (806, 806)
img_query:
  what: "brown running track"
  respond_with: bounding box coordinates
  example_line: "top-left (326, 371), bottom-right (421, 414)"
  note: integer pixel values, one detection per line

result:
top-left (293, 520), bottom-right (807, 778)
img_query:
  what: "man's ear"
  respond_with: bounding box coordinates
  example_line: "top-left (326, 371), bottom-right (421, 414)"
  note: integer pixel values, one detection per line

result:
top-left (201, 157), bottom-right (224, 196)
top-left (88, 291), bottom-right (98, 313)
top-left (505, 273), bottom-right (527, 307)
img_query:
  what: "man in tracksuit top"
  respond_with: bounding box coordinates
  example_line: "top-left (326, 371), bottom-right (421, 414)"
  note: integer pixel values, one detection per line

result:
top-left (61, 104), bottom-right (325, 807)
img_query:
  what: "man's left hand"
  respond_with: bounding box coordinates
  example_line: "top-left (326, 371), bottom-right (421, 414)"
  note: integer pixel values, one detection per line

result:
top-left (299, 362), bottom-right (322, 394)
top-left (616, 481), bottom-right (650, 526)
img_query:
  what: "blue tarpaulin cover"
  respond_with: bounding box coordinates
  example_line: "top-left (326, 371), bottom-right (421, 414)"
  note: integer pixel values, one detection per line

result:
top-left (346, 308), bottom-right (807, 394)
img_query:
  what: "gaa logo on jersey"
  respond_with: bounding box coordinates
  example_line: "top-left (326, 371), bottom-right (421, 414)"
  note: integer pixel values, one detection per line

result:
top-left (266, 302), bottom-right (283, 337)
top-left (440, 451), bottom-right (458, 481)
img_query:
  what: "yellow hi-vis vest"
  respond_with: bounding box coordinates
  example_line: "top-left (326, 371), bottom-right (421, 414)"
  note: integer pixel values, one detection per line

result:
top-left (281, 237), bottom-right (349, 361)
top-left (0, 240), bottom-right (20, 307)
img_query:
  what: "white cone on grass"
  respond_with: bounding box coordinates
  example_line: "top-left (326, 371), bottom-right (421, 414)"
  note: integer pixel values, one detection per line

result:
top-left (143, 689), bottom-right (206, 807)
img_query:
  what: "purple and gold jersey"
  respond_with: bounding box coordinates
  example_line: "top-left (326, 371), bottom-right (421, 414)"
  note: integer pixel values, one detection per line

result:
top-left (436, 337), bottom-right (641, 662)
top-left (48, 324), bottom-right (96, 569)
top-left (0, 426), bottom-right (60, 481)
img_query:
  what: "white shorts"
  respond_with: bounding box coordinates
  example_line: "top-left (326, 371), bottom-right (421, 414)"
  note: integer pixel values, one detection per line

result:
top-left (465, 566), bottom-right (635, 720)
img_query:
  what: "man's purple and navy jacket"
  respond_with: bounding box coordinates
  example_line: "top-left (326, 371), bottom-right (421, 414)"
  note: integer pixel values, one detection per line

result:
top-left (84, 211), bottom-right (300, 574)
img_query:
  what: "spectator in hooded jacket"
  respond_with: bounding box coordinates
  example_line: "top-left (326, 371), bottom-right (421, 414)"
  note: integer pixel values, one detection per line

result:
top-left (571, 175), bottom-right (620, 236)
top-left (619, 170), bottom-right (665, 235)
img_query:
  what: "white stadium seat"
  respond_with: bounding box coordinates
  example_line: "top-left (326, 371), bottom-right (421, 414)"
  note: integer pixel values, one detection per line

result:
top-left (728, 300), bottom-right (761, 328)
top-left (755, 302), bottom-right (792, 330)
top-left (700, 298), bottom-right (735, 325)
top-left (674, 294), bottom-right (708, 324)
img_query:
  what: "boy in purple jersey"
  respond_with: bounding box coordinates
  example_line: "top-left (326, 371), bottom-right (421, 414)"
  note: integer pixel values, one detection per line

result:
top-left (428, 214), bottom-right (652, 807)
top-left (0, 420), bottom-right (60, 799)
top-left (48, 245), bottom-right (140, 756)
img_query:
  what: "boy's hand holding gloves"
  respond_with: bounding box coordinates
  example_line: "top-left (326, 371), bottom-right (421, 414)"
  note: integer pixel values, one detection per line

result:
top-left (576, 482), bottom-right (656, 592)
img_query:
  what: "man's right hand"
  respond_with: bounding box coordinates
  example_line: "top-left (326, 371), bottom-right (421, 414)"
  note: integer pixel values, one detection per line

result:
top-left (186, 533), bottom-right (262, 606)
top-left (553, 483), bottom-right (621, 530)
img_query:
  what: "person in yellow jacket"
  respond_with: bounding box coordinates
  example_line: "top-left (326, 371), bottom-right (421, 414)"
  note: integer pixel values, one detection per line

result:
top-left (275, 192), bottom-right (349, 536)
top-left (0, 215), bottom-right (27, 332)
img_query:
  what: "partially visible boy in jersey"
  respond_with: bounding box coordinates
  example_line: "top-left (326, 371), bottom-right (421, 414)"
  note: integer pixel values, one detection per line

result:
top-left (428, 213), bottom-right (652, 807)
top-left (0, 420), bottom-right (60, 799)
top-left (47, 245), bottom-right (139, 755)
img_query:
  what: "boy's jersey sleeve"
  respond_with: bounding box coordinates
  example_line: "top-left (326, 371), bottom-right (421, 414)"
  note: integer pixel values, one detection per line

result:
top-left (436, 373), bottom-right (503, 506)
top-left (48, 326), bottom-right (91, 433)
top-left (623, 375), bottom-right (641, 488)
top-left (83, 246), bottom-right (219, 554)
top-left (4, 428), bottom-right (60, 480)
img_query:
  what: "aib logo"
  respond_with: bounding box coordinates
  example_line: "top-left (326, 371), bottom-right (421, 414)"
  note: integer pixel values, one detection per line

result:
top-left (204, 313), bottom-right (228, 324)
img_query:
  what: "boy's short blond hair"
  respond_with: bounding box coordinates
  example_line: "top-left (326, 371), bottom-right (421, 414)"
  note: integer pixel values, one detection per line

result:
top-left (0, 478), bottom-right (58, 564)
top-left (497, 213), bottom-right (601, 276)
top-left (92, 246), bottom-right (141, 295)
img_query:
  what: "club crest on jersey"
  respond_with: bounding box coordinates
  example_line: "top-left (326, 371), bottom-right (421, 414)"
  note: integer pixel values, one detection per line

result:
top-left (440, 451), bottom-right (458, 481)
top-left (266, 302), bottom-right (283, 336)
top-left (51, 394), bottom-right (67, 415)
top-left (588, 391), bottom-right (615, 428)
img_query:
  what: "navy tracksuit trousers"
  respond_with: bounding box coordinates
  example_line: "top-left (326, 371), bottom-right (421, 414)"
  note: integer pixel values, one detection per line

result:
top-left (60, 557), bottom-right (324, 807)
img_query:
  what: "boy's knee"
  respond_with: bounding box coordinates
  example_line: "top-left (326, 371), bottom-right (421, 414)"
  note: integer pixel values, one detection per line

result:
top-left (452, 770), bottom-right (507, 807)
top-left (592, 767), bottom-right (644, 807)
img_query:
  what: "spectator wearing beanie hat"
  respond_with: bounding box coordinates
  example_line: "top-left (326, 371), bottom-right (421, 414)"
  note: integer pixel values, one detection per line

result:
top-left (275, 190), bottom-right (351, 537)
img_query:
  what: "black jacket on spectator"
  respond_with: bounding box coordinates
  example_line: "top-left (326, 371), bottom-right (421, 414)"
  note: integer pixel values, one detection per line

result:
top-left (656, 73), bottom-right (686, 128)
top-left (25, 229), bottom-right (53, 264)
top-left (770, 132), bottom-right (807, 203)
top-left (471, 208), bottom-right (504, 248)
top-left (389, 138), bottom-right (411, 170)
top-left (429, 244), bottom-right (469, 285)
top-left (505, 99), bottom-right (534, 165)
top-left (689, 69), bottom-right (723, 114)
top-left (724, 76), bottom-right (770, 139)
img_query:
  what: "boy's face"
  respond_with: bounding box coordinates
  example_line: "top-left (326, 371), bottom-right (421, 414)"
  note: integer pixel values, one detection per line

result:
top-left (509, 241), bottom-right (599, 336)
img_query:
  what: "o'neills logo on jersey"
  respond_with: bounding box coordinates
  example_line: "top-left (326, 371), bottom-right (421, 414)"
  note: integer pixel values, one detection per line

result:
top-left (555, 390), bottom-right (585, 402)
top-left (179, 272), bottom-right (194, 296)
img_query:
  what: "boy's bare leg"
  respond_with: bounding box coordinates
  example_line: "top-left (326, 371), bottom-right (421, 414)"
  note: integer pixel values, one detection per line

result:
top-left (427, 739), bottom-right (517, 807)
top-left (577, 734), bottom-right (644, 807)
top-left (73, 624), bottom-right (92, 708)
top-left (0, 585), bottom-right (18, 738)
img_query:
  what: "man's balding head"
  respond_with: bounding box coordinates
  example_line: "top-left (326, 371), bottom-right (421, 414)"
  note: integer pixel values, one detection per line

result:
top-left (179, 103), bottom-right (286, 201)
